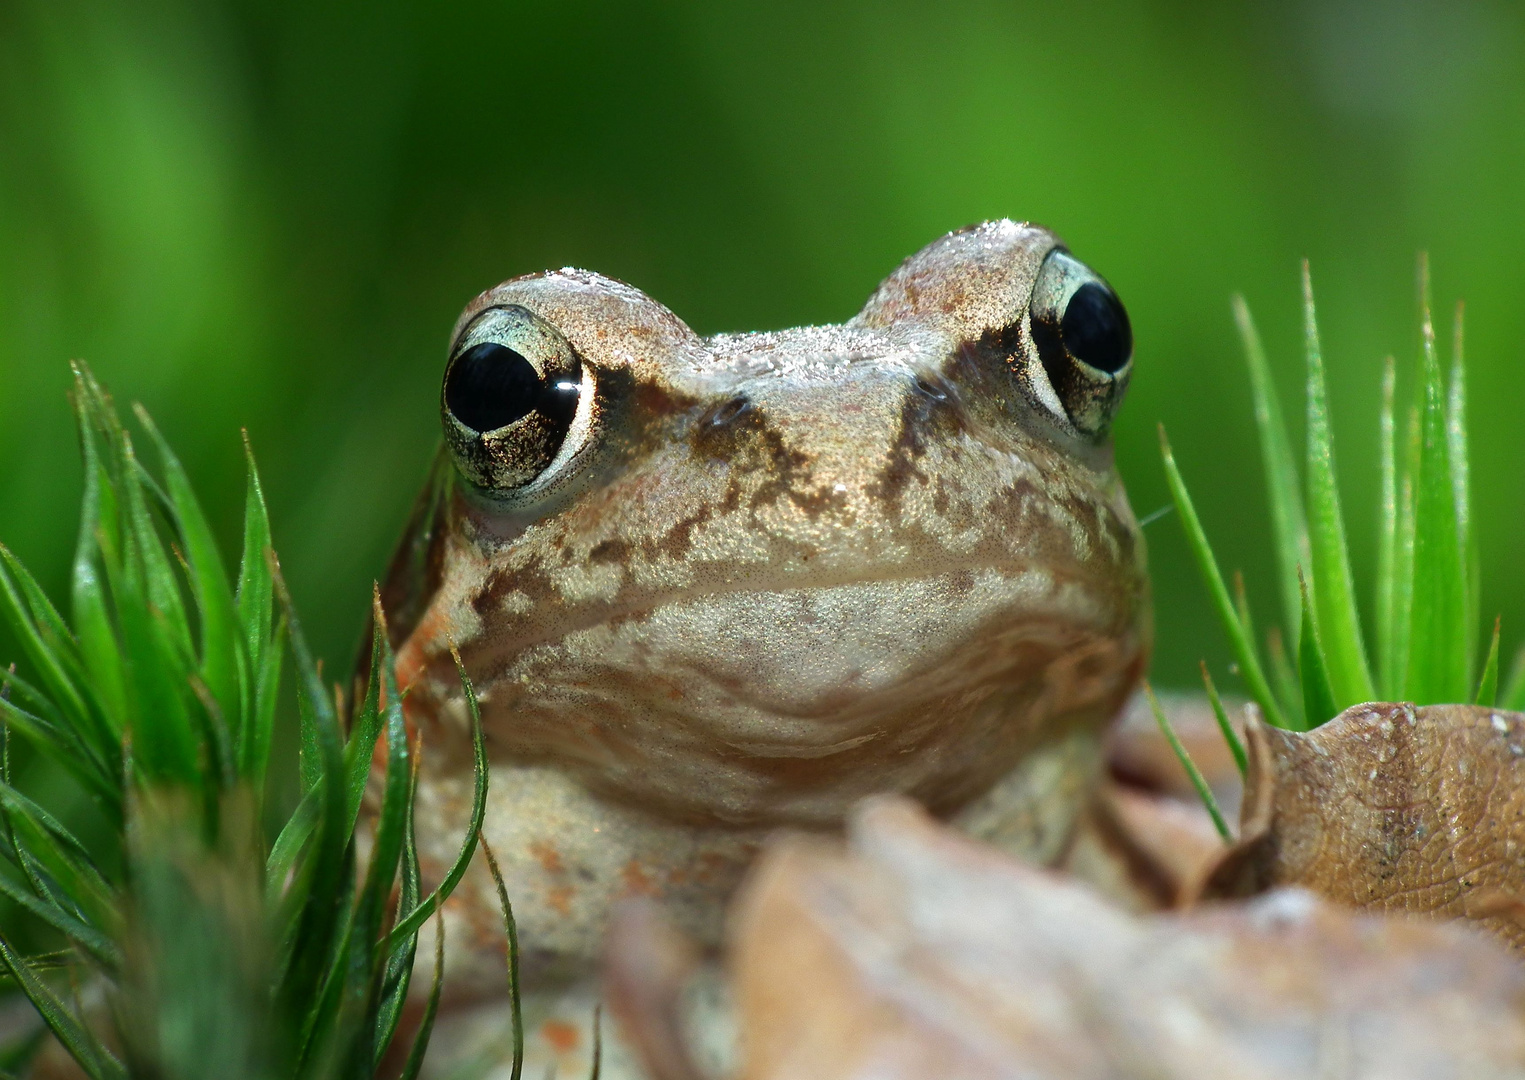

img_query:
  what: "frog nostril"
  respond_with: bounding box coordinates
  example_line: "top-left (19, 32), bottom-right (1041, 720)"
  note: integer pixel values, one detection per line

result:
top-left (1060, 283), bottom-right (1132, 375)
top-left (445, 342), bottom-right (542, 433)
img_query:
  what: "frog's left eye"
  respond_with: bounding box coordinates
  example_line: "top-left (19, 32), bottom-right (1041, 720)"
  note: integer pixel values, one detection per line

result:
top-left (1021, 250), bottom-right (1133, 437)
top-left (442, 305), bottom-right (592, 495)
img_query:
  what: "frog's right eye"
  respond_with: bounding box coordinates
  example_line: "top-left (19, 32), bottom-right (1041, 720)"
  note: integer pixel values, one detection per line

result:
top-left (442, 305), bottom-right (593, 496)
top-left (1019, 250), bottom-right (1133, 439)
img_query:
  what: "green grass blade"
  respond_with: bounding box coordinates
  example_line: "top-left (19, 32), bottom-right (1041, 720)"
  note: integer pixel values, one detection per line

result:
top-left (1234, 295), bottom-right (1308, 641)
top-left (1143, 683), bottom-right (1230, 841)
top-left (120, 434), bottom-right (193, 667)
top-left (0, 696), bottom-right (116, 809)
top-left (69, 393), bottom-right (126, 736)
top-left (311, 628), bottom-right (413, 1074)
top-left (1391, 406), bottom-right (1419, 700)
top-left (386, 645), bottom-right (488, 951)
top-left (111, 583), bottom-right (201, 786)
top-left (480, 833), bottom-right (524, 1080)
top-left (1476, 617), bottom-right (1501, 707)
top-left (1298, 571), bottom-right (1338, 728)
top-left (1265, 628), bottom-right (1305, 729)
top-left (394, 913), bottom-right (445, 1080)
top-left (0, 935), bottom-right (124, 1080)
top-left (0, 782), bottom-right (97, 873)
top-left (272, 555), bottom-right (352, 1014)
top-left (373, 747), bottom-right (423, 1062)
top-left (1448, 302), bottom-right (1479, 685)
top-left (1300, 263), bottom-right (1375, 708)
top-left (1375, 356), bottom-right (1399, 698)
top-left (1199, 662), bottom-right (1246, 777)
top-left (134, 406), bottom-right (243, 770)
top-left (0, 549), bottom-right (97, 751)
top-left (0, 799), bottom-right (116, 934)
top-left (236, 436), bottom-right (277, 786)
top-left (1157, 426), bottom-right (1287, 729)
top-left (265, 785), bottom-right (321, 912)
top-left (0, 873), bottom-right (120, 970)
top-left (342, 607), bottom-right (387, 839)
top-left (245, 616), bottom-right (285, 794)
top-left (1503, 646), bottom-right (1525, 712)
top-left (1405, 258), bottom-right (1470, 704)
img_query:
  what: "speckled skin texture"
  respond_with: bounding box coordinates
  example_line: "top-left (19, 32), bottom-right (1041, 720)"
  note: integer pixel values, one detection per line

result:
top-left (380, 221), bottom-right (1150, 1016)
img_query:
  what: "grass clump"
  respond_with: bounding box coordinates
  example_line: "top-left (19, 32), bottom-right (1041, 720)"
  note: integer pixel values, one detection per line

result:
top-left (1161, 258), bottom-right (1521, 733)
top-left (0, 365), bottom-right (490, 1078)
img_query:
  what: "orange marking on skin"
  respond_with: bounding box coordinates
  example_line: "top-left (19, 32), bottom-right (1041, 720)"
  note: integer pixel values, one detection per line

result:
top-left (621, 860), bottom-right (658, 896)
top-left (395, 605), bottom-right (455, 690)
top-left (541, 1019), bottom-right (579, 1054)
top-left (547, 884), bottom-right (575, 916)
top-left (530, 841), bottom-right (565, 874)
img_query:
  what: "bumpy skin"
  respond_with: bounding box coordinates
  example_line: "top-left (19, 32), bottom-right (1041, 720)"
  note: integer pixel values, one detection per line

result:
top-left (381, 221), bottom-right (1150, 996)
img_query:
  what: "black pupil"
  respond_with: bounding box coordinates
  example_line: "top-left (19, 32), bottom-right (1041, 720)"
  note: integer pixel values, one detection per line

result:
top-left (445, 342), bottom-right (545, 433)
top-left (1060, 282), bottom-right (1132, 374)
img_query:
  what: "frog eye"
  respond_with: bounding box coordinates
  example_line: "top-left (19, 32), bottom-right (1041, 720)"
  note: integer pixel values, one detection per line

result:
top-left (1022, 250), bottom-right (1133, 437)
top-left (441, 305), bottom-right (593, 494)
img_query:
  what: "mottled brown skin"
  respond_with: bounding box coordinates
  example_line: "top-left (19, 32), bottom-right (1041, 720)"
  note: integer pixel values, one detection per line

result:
top-left (381, 221), bottom-right (1149, 1015)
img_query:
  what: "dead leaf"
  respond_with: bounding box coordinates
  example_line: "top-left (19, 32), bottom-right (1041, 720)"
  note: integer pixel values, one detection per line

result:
top-left (1198, 703), bottom-right (1525, 950)
top-left (727, 796), bottom-right (1525, 1080)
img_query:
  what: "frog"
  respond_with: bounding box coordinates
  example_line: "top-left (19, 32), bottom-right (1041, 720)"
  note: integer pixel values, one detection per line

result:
top-left (377, 219), bottom-right (1149, 1072)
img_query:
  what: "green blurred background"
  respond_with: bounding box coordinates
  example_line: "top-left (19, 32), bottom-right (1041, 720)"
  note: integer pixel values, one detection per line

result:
top-left (2, 0), bottom-right (1522, 690)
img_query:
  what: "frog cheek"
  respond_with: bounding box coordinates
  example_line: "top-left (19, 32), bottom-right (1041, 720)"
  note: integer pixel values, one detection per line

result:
top-left (1026, 250), bottom-right (1134, 438)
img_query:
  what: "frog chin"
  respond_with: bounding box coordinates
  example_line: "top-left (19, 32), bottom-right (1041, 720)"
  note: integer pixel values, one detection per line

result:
top-left (446, 565), bottom-right (1146, 827)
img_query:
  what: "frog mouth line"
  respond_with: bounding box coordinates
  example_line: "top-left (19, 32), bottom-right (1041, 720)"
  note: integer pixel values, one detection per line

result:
top-left (403, 552), bottom-right (1143, 708)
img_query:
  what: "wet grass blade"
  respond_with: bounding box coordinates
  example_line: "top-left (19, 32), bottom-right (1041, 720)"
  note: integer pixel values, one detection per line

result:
top-left (1234, 295), bottom-right (1308, 641)
top-left (1144, 683), bottom-right (1230, 841)
top-left (1300, 263), bottom-right (1374, 709)
top-left (1298, 571), bottom-right (1338, 728)
top-left (1199, 662), bottom-right (1246, 777)
top-left (1158, 426), bottom-right (1287, 729)
top-left (1405, 257), bottom-right (1470, 704)
top-left (480, 833), bottom-right (524, 1080)
top-left (1476, 617), bottom-right (1501, 708)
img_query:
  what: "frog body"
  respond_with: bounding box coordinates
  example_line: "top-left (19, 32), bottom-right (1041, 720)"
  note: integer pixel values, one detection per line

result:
top-left (382, 220), bottom-right (1149, 1010)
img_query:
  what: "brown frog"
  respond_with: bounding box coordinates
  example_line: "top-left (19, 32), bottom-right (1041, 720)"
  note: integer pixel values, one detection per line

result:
top-left (379, 220), bottom-right (1149, 1066)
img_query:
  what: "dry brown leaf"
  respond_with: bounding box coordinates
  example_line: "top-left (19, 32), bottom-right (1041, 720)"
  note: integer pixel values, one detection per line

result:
top-left (1198, 703), bottom-right (1525, 949)
top-left (726, 796), bottom-right (1525, 1080)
